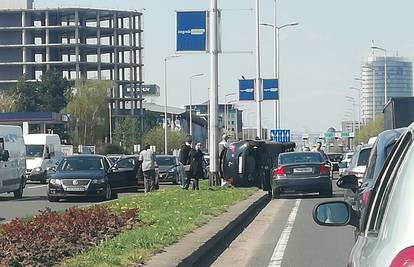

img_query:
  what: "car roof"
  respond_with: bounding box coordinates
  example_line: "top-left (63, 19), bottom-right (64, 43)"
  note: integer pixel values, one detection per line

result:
top-left (156, 155), bottom-right (176, 157)
top-left (64, 154), bottom-right (105, 159)
top-left (280, 151), bottom-right (320, 156)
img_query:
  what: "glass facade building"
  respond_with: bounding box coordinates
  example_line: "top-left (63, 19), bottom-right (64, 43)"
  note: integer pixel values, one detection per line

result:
top-left (360, 56), bottom-right (412, 123)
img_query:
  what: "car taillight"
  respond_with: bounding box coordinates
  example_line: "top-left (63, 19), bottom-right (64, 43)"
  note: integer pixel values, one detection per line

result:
top-left (320, 165), bottom-right (331, 175)
top-left (390, 246), bottom-right (414, 267)
top-left (229, 144), bottom-right (235, 153)
top-left (273, 166), bottom-right (286, 176)
top-left (362, 189), bottom-right (371, 207)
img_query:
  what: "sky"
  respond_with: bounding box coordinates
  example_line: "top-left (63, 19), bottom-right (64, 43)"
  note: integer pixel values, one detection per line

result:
top-left (36, 0), bottom-right (414, 134)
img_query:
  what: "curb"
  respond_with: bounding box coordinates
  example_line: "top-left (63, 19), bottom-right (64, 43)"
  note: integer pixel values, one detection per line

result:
top-left (146, 190), bottom-right (270, 267)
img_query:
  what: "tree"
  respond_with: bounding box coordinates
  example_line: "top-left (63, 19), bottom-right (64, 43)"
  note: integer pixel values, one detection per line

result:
top-left (356, 115), bottom-right (384, 144)
top-left (143, 126), bottom-right (187, 154)
top-left (0, 92), bottom-right (16, 112)
top-left (65, 80), bottom-right (110, 146)
top-left (113, 117), bottom-right (139, 153)
top-left (12, 70), bottom-right (71, 113)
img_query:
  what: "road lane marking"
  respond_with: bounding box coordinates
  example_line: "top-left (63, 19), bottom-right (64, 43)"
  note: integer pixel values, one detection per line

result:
top-left (26, 185), bottom-right (48, 189)
top-left (268, 199), bottom-right (301, 267)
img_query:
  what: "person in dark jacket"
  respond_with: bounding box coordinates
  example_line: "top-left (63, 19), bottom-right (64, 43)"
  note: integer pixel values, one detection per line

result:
top-left (179, 138), bottom-right (192, 188)
top-left (185, 142), bottom-right (205, 190)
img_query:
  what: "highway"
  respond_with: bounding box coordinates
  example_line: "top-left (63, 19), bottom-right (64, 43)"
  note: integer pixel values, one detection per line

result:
top-left (212, 181), bottom-right (355, 267)
top-left (0, 182), bottom-right (174, 222)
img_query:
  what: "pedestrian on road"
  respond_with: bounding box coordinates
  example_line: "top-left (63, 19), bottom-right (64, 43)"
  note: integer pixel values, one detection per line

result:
top-left (186, 142), bottom-right (204, 190)
top-left (139, 144), bottom-right (156, 193)
top-left (218, 134), bottom-right (230, 185)
top-left (313, 141), bottom-right (329, 162)
top-left (179, 137), bottom-right (192, 188)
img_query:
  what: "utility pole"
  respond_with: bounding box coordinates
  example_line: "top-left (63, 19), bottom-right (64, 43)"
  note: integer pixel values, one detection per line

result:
top-left (255, 0), bottom-right (262, 139)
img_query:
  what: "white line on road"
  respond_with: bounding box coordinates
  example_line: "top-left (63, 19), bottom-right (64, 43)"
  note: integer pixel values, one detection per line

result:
top-left (268, 199), bottom-right (301, 267)
top-left (26, 185), bottom-right (48, 189)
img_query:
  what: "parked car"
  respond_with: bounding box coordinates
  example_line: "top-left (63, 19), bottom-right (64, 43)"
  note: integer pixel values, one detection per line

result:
top-left (343, 143), bottom-right (373, 206)
top-left (338, 152), bottom-right (354, 177)
top-left (155, 155), bottom-right (185, 184)
top-left (271, 151), bottom-right (332, 198)
top-left (0, 125), bottom-right (26, 199)
top-left (312, 125), bottom-right (414, 267)
top-left (106, 154), bottom-right (124, 165)
top-left (48, 155), bottom-right (141, 202)
top-left (327, 153), bottom-right (343, 172)
top-left (24, 134), bottom-right (63, 184)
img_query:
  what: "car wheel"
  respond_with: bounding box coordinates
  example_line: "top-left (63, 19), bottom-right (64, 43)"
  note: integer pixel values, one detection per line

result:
top-left (272, 188), bottom-right (280, 199)
top-left (13, 178), bottom-right (24, 199)
top-left (48, 196), bottom-right (59, 202)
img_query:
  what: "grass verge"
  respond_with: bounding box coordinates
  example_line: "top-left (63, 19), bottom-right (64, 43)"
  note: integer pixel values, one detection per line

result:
top-left (64, 182), bottom-right (257, 266)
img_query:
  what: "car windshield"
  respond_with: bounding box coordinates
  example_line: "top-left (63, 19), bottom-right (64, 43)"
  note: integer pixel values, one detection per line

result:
top-left (156, 157), bottom-right (176, 166)
top-left (26, 145), bottom-right (44, 158)
top-left (279, 153), bottom-right (323, 165)
top-left (328, 154), bottom-right (343, 162)
top-left (58, 157), bottom-right (104, 171)
top-left (357, 148), bottom-right (372, 166)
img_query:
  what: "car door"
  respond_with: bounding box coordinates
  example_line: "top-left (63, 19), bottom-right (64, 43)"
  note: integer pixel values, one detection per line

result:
top-left (106, 157), bottom-right (126, 191)
top-left (350, 131), bottom-right (412, 267)
top-left (116, 157), bottom-right (138, 190)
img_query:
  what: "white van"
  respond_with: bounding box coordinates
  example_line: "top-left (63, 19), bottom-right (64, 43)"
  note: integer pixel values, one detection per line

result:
top-left (24, 134), bottom-right (63, 183)
top-left (0, 125), bottom-right (26, 198)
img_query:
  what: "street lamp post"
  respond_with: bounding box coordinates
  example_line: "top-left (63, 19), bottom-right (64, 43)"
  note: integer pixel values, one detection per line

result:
top-left (371, 45), bottom-right (387, 105)
top-left (261, 18), bottom-right (298, 129)
top-left (350, 87), bottom-right (361, 130)
top-left (164, 55), bottom-right (180, 155)
top-left (346, 96), bottom-right (356, 133)
top-left (255, 0), bottom-right (262, 139)
top-left (189, 73), bottom-right (204, 137)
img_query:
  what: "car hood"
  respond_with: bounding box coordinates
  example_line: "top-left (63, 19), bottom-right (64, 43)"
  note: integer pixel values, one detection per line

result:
top-left (53, 170), bottom-right (106, 179)
top-left (26, 158), bottom-right (43, 169)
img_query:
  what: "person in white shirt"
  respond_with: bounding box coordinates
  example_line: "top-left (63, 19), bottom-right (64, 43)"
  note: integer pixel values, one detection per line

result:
top-left (139, 144), bottom-right (156, 193)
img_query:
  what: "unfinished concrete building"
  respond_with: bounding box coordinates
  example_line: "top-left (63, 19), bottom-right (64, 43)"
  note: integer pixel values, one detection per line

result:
top-left (0, 1), bottom-right (144, 130)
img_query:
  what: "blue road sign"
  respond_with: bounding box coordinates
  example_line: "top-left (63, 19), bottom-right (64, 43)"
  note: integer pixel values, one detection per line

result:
top-left (176, 11), bottom-right (207, 52)
top-left (263, 79), bottom-right (279, 100)
top-left (239, 79), bottom-right (255, 101)
top-left (270, 129), bottom-right (291, 143)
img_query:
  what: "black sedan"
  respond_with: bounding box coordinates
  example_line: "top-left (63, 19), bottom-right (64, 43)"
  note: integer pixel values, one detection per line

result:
top-left (271, 152), bottom-right (333, 198)
top-left (327, 153), bottom-right (344, 172)
top-left (47, 155), bottom-right (139, 202)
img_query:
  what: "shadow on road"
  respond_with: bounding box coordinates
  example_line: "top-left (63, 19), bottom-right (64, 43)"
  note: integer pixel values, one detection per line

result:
top-left (277, 190), bottom-right (344, 200)
top-left (0, 196), bottom-right (48, 202)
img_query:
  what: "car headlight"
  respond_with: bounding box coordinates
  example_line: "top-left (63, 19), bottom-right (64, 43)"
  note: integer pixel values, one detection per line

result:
top-left (92, 178), bottom-right (106, 184)
top-left (50, 179), bottom-right (62, 186)
top-left (35, 167), bottom-right (42, 172)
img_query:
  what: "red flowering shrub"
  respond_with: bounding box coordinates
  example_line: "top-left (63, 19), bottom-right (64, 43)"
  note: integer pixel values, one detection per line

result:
top-left (0, 205), bottom-right (139, 267)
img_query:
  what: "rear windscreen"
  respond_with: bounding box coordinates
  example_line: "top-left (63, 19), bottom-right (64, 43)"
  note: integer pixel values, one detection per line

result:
top-left (279, 153), bottom-right (323, 165)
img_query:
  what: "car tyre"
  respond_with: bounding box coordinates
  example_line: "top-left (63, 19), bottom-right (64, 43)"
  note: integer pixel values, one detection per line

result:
top-left (13, 178), bottom-right (24, 199)
top-left (321, 187), bottom-right (333, 198)
top-left (48, 196), bottom-right (59, 202)
top-left (272, 188), bottom-right (280, 199)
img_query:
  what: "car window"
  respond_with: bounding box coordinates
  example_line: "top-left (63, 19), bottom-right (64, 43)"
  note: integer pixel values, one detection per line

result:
top-left (328, 154), bottom-right (343, 162)
top-left (363, 143), bottom-right (378, 182)
top-left (365, 131), bottom-right (412, 234)
top-left (58, 157), bottom-right (104, 171)
top-left (103, 158), bottom-right (110, 170)
top-left (117, 158), bottom-right (135, 168)
top-left (279, 153), bottom-right (323, 164)
top-left (156, 157), bottom-right (176, 166)
top-left (357, 148), bottom-right (371, 166)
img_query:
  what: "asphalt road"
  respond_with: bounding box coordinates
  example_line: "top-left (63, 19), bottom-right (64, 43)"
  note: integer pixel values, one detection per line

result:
top-left (0, 182), bottom-right (175, 222)
top-left (212, 179), bottom-right (355, 267)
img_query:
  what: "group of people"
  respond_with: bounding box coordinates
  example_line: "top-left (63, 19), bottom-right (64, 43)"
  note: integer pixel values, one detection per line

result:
top-left (303, 141), bottom-right (329, 162)
top-left (178, 137), bottom-right (205, 190)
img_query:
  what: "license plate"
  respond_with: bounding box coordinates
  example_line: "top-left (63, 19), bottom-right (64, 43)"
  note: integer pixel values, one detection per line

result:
top-left (293, 167), bottom-right (313, 173)
top-left (65, 187), bottom-right (86, 192)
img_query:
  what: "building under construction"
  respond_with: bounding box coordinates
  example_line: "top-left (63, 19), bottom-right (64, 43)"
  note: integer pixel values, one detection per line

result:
top-left (0, 0), bottom-right (144, 133)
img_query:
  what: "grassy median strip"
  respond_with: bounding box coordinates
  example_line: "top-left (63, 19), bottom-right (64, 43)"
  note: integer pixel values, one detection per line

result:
top-left (64, 182), bottom-right (257, 267)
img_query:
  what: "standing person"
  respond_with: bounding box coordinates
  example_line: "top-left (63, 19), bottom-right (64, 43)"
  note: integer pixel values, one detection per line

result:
top-left (218, 134), bottom-right (229, 185)
top-left (139, 144), bottom-right (156, 193)
top-left (179, 137), bottom-right (192, 188)
top-left (313, 141), bottom-right (329, 162)
top-left (186, 142), bottom-right (204, 190)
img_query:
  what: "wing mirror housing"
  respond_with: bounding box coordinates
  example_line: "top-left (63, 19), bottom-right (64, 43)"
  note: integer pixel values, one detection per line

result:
top-left (312, 201), bottom-right (359, 228)
top-left (337, 175), bottom-right (359, 193)
top-left (0, 150), bottom-right (9, 162)
top-left (44, 153), bottom-right (51, 159)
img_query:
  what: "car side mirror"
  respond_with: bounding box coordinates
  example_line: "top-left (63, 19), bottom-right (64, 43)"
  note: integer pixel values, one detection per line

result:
top-left (0, 150), bottom-right (9, 162)
top-left (337, 175), bottom-right (359, 192)
top-left (44, 153), bottom-right (51, 159)
top-left (313, 201), bottom-right (359, 228)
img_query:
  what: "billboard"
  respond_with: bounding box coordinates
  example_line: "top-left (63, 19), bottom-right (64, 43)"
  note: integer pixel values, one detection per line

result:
top-left (176, 11), bottom-right (207, 52)
top-left (239, 79), bottom-right (255, 101)
top-left (263, 79), bottom-right (279, 100)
